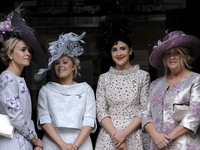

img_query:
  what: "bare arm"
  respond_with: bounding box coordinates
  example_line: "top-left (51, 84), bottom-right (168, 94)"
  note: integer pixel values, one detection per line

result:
top-left (73, 126), bottom-right (93, 148)
top-left (145, 122), bottom-right (157, 137)
top-left (101, 117), bottom-right (127, 149)
top-left (167, 125), bottom-right (190, 142)
top-left (100, 117), bottom-right (117, 136)
top-left (41, 123), bottom-right (75, 150)
top-left (31, 138), bottom-right (43, 149)
top-left (124, 116), bottom-right (141, 134)
top-left (111, 116), bottom-right (141, 146)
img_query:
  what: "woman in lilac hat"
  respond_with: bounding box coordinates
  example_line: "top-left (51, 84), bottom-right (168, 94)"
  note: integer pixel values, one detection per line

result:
top-left (142, 30), bottom-right (200, 150)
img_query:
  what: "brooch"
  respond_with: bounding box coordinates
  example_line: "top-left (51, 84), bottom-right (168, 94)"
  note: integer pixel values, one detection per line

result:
top-left (132, 80), bottom-right (137, 86)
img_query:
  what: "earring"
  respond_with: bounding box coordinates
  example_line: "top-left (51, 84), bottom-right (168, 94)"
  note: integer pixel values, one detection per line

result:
top-left (10, 57), bottom-right (12, 60)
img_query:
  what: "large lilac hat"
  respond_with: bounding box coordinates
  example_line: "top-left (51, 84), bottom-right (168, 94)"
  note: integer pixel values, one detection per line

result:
top-left (150, 30), bottom-right (200, 70)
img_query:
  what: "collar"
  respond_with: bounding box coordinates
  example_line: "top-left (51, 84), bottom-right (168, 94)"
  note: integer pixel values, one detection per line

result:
top-left (109, 65), bottom-right (139, 75)
top-left (45, 82), bottom-right (90, 95)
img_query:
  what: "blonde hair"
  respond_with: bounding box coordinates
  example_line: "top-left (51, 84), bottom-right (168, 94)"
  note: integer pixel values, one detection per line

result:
top-left (163, 46), bottom-right (194, 76)
top-left (178, 47), bottom-right (194, 70)
top-left (71, 56), bottom-right (81, 78)
top-left (0, 38), bottom-right (20, 66)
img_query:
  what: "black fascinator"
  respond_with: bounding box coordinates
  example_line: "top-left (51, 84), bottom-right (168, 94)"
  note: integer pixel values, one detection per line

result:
top-left (96, 14), bottom-right (138, 58)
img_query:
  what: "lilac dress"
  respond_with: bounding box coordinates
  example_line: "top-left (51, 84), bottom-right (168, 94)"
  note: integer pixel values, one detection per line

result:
top-left (0, 71), bottom-right (37, 150)
top-left (142, 72), bottom-right (200, 150)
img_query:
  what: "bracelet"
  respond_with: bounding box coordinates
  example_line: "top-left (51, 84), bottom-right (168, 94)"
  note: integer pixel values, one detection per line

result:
top-left (31, 135), bottom-right (38, 143)
top-left (73, 143), bottom-right (79, 150)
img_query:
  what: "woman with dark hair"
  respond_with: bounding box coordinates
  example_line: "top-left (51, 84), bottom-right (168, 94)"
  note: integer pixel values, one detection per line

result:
top-left (0, 7), bottom-right (47, 150)
top-left (142, 30), bottom-right (200, 150)
top-left (95, 15), bottom-right (151, 150)
top-left (35, 32), bottom-right (97, 150)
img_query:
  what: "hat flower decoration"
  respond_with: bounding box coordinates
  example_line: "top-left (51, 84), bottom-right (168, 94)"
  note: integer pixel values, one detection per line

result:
top-left (0, 6), bottom-right (48, 67)
top-left (153, 39), bottom-right (162, 50)
top-left (152, 29), bottom-right (172, 50)
top-left (0, 19), bottom-right (12, 42)
top-left (34, 31), bottom-right (86, 83)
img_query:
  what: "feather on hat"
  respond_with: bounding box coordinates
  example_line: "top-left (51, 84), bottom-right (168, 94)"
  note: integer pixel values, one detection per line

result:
top-left (34, 31), bottom-right (86, 83)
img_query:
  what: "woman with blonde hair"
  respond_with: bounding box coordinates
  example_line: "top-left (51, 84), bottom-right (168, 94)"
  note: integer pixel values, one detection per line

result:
top-left (0, 7), bottom-right (47, 150)
top-left (142, 30), bottom-right (200, 150)
top-left (35, 32), bottom-right (97, 150)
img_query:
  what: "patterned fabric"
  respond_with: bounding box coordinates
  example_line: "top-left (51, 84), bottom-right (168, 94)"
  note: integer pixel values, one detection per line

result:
top-left (0, 71), bottom-right (36, 150)
top-left (42, 128), bottom-right (93, 150)
top-left (142, 72), bottom-right (200, 150)
top-left (37, 82), bottom-right (97, 150)
top-left (95, 65), bottom-right (151, 150)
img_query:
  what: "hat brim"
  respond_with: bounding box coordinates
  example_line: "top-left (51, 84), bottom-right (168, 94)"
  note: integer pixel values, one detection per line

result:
top-left (149, 35), bottom-right (200, 70)
top-left (11, 11), bottom-right (47, 68)
top-left (34, 40), bottom-right (69, 83)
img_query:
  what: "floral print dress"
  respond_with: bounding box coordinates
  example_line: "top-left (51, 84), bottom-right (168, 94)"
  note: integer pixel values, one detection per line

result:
top-left (142, 72), bottom-right (200, 150)
top-left (0, 71), bottom-right (37, 150)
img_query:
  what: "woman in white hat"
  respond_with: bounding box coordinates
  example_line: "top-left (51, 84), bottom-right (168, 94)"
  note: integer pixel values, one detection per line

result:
top-left (35, 32), bottom-right (97, 150)
top-left (142, 30), bottom-right (200, 150)
top-left (0, 7), bottom-right (47, 150)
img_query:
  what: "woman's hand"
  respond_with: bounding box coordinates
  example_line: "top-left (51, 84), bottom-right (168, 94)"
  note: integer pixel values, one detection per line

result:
top-left (33, 139), bottom-right (43, 149)
top-left (60, 143), bottom-right (75, 150)
top-left (152, 132), bottom-right (170, 148)
top-left (145, 123), bottom-right (170, 148)
top-left (111, 130), bottom-right (128, 147)
top-left (116, 141), bottom-right (128, 150)
top-left (34, 146), bottom-right (43, 150)
top-left (166, 134), bottom-right (173, 143)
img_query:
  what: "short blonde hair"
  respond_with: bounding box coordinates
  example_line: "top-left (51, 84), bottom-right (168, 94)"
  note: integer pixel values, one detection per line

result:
top-left (0, 38), bottom-right (20, 66)
top-left (163, 46), bottom-right (194, 76)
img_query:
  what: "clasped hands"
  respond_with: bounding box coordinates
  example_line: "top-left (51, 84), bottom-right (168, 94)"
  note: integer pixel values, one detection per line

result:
top-left (152, 132), bottom-right (173, 149)
top-left (33, 139), bottom-right (43, 150)
top-left (60, 143), bottom-right (78, 150)
top-left (111, 130), bottom-right (128, 150)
